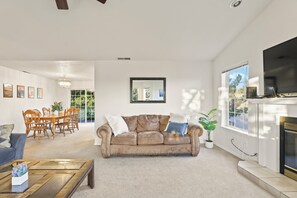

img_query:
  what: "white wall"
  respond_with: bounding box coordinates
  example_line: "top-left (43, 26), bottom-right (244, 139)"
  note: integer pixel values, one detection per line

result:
top-left (95, 60), bottom-right (213, 144)
top-left (0, 66), bottom-right (57, 133)
top-left (213, 0), bottom-right (297, 159)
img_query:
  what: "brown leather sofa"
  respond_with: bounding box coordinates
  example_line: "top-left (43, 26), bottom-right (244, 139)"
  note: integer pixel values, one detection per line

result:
top-left (97, 115), bottom-right (203, 158)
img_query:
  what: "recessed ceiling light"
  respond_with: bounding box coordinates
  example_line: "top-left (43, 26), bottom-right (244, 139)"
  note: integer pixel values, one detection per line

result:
top-left (230, 0), bottom-right (242, 8)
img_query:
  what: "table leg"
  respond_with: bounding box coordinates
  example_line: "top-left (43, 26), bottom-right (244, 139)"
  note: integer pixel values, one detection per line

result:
top-left (88, 165), bottom-right (95, 189)
top-left (51, 121), bottom-right (56, 139)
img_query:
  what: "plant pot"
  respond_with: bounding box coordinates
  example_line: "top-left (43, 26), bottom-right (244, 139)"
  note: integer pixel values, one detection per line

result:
top-left (12, 172), bottom-right (28, 186)
top-left (205, 141), bottom-right (214, 149)
top-left (53, 111), bottom-right (59, 116)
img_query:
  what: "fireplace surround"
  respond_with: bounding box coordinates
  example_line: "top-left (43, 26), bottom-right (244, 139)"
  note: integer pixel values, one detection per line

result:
top-left (280, 116), bottom-right (297, 181)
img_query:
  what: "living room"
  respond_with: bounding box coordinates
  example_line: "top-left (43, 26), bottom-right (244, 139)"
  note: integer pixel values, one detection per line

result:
top-left (1, 0), bottom-right (297, 197)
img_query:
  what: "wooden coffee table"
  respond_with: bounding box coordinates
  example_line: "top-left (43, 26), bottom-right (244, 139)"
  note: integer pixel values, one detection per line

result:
top-left (0, 159), bottom-right (94, 197)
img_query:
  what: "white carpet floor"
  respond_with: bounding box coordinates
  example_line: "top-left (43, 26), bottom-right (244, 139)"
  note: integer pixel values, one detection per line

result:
top-left (24, 123), bottom-right (273, 198)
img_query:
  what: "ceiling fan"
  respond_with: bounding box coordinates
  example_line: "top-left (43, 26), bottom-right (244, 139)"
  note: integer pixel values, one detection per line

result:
top-left (55, 0), bottom-right (107, 10)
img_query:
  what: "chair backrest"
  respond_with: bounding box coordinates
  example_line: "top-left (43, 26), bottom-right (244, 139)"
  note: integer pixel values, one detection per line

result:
top-left (22, 109), bottom-right (41, 127)
top-left (63, 108), bottom-right (74, 122)
top-left (74, 107), bottom-right (80, 118)
top-left (42, 107), bottom-right (50, 116)
top-left (33, 109), bottom-right (42, 116)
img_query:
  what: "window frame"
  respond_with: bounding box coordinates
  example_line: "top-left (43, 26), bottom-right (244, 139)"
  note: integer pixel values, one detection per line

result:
top-left (222, 64), bottom-right (249, 133)
top-left (70, 89), bottom-right (95, 123)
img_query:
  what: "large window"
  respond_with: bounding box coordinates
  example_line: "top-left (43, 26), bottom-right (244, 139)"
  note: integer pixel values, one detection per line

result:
top-left (70, 90), bottom-right (95, 123)
top-left (226, 65), bottom-right (248, 132)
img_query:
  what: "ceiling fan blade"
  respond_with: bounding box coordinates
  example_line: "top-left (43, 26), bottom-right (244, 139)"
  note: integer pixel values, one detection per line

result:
top-left (56, 0), bottom-right (69, 10)
top-left (97, 0), bottom-right (107, 4)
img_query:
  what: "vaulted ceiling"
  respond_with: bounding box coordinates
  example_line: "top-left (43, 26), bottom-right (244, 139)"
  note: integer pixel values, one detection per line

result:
top-left (0, 0), bottom-right (272, 62)
top-left (0, 0), bottom-right (273, 81)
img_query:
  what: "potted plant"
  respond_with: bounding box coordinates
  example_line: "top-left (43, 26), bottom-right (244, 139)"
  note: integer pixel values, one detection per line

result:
top-left (51, 102), bottom-right (63, 115)
top-left (198, 108), bottom-right (218, 149)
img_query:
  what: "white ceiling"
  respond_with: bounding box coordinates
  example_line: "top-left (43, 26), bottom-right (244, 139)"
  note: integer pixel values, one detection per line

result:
top-left (0, 0), bottom-right (272, 80)
top-left (0, 61), bottom-right (95, 81)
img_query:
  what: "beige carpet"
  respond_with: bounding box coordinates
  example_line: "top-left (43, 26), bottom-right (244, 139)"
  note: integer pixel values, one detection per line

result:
top-left (24, 124), bottom-right (273, 198)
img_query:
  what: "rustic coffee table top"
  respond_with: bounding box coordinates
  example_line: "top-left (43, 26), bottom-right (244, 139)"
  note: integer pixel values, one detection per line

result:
top-left (0, 159), bottom-right (94, 198)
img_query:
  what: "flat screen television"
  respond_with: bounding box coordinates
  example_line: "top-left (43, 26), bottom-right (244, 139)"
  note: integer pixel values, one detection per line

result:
top-left (264, 36), bottom-right (297, 97)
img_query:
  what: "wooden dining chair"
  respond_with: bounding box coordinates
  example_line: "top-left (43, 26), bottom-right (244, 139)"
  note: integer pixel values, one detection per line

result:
top-left (42, 107), bottom-right (50, 116)
top-left (68, 107), bottom-right (79, 132)
top-left (33, 109), bottom-right (42, 115)
top-left (75, 107), bottom-right (80, 130)
top-left (55, 108), bottom-right (72, 136)
top-left (22, 109), bottom-right (49, 142)
top-left (42, 107), bottom-right (52, 133)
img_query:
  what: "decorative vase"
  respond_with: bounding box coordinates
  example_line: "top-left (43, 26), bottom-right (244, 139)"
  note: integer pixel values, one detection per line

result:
top-left (11, 180), bottom-right (28, 192)
top-left (54, 111), bottom-right (59, 116)
top-left (205, 141), bottom-right (214, 149)
top-left (12, 172), bottom-right (28, 186)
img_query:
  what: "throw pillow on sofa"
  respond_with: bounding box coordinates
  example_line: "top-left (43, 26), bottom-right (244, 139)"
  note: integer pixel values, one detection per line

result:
top-left (0, 137), bottom-right (5, 143)
top-left (168, 113), bottom-right (188, 123)
top-left (165, 113), bottom-right (188, 131)
top-left (165, 122), bottom-right (188, 136)
top-left (0, 124), bottom-right (14, 148)
top-left (105, 115), bottom-right (129, 136)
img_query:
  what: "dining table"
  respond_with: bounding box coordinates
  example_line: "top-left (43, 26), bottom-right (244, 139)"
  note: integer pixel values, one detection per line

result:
top-left (41, 113), bottom-right (69, 139)
top-left (25, 113), bottom-right (69, 139)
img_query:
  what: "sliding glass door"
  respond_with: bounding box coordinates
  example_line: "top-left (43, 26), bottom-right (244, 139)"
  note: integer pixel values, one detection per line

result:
top-left (70, 90), bottom-right (95, 123)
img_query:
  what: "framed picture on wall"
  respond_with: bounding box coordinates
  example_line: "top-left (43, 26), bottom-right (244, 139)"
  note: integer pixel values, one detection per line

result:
top-left (3, 83), bottom-right (13, 98)
top-left (37, 88), bottom-right (43, 99)
top-left (17, 85), bottom-right (25, 98)
top-left (28, 86), bottom-right (35, 99)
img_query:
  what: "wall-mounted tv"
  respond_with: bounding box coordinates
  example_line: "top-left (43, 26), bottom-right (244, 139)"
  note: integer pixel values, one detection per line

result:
top-left (264, 36), bottom-right (297, 97)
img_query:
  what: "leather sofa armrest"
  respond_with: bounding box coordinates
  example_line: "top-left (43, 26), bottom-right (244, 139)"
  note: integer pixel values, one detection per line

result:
top-left (96, 123), bottom-right (112, 158)
top-left (187, 123), bottom-right (203, 156)
top-left (187, 123), bottom-right (203, 137)
top-left (10, 134), bottom-right (27, 160)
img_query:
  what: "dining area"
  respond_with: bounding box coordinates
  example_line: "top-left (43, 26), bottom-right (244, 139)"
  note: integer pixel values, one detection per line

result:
top-left (22, 106), bottom-right (80, 142)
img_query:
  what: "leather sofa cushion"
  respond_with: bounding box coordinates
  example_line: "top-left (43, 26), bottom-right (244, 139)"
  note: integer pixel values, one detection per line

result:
top-left (163, 133), bottom-right (191, 145)
top-left (138, 131), bottom-right (164, 145)
top-left (111, 132), bottom-right (137, 146)
top-left (137, 115), bottom-right (160, 132)
top-left (159, 115), bottom-right (170, 132)
top-left (122, 116), bottom-right (138, 132)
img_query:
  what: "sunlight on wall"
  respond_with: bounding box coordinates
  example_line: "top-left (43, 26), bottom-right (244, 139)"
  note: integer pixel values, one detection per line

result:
top-left (218, 87), bottom-right (228, 111)
top-left (259, 104), bottom-right (288, 139)
top-left (181, 89), bottom-right (204, 114)
top-left (218, 86), bottom-right (228, 126)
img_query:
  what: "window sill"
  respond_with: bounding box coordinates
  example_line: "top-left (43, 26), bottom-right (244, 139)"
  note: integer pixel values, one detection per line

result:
top-left (221, 125), bottom-right (249, 135)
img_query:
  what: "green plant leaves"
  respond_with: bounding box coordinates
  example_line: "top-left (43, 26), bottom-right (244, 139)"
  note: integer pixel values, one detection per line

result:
top-left (198, 108), bottom-right (218, 132)
top-left (207, 108), bottom-right (217, 116)
top-left (51, 101), bottom-right (63, 112)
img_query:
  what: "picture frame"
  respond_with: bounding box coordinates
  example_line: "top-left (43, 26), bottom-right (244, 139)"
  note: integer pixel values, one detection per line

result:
top-left (37, 88), bottom-right (43, 99)
top-left (28, 86), bottom-right (35, 99)
top-left (17, 85), bottom-right (25, 98)
top-left (3, 84), bottom-right (13, 98)
top-left (246, 86), bottom-right (257, 99)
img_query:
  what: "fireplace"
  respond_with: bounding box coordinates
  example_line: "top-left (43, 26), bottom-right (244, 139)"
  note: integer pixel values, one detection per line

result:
top-left (280, 116), bottom-right (297, 181)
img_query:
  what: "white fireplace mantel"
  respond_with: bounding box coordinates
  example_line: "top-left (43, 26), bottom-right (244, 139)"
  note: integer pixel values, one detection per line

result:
top-left (248, 98), bottom-right (297, 172)
top-left (248, 98), bottom-right (297, 105)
